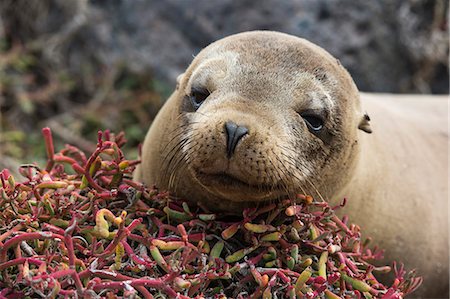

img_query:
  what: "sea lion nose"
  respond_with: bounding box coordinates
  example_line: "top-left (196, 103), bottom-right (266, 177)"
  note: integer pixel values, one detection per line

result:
top-left (225, 121), bottom-right (248, 158)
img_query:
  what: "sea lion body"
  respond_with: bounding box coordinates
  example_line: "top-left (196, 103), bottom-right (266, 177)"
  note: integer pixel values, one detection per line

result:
top-left (341, 93), bottom-right (449, 297)
top-left (135, 31), bottom-right (448, 297)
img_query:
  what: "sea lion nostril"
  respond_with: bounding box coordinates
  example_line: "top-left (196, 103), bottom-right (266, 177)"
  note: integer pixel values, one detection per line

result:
top-left (225, 121), bottom-right (249, 158)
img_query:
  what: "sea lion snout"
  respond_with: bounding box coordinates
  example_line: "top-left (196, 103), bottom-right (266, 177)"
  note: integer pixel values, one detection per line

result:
top-left (224, 121), bottom-right (249, 158)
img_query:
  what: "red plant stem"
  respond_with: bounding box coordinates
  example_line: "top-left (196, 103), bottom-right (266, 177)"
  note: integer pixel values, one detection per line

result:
top-left (0, 289), bottom-right (12, 296)
top-left (97, 130), bottom-right (103, 146)
top-left (95, 170), bottom-right (122, 176)
top-left (65, 219), bottom-right (77, 268)
top-left (61, 145), bottom-right (87, 163)
top-left (168, 201), bottom-right (185, 212)
top-left (103, 130), bottom-right (110, 141)
top-left (54, 155), bottom-right (78, 165)
top-left (331, 214), bottom-right (353, 236)
top-left (71, 163), bottom-right (106, 192)
top-left (343, 253), bottom-right (360, 275)
top-left (32, 188), bottom-right (43, 203)
top-left (76, 201), bottom-right (91, 212)
top-left (188, 233), bottom-right (205, 242)
top-left (32, 269), bottom-right (84, 295)
top-left (180, 247), bottom-right (198, 267)
top-left (92, 278), bottom-right (178, 297)
top-left (122, 178), bottom-right (145, 189)
top-left (112, 143), bottom-right (124, 162)
top-left (277, 238), bottom-right (291, 250)
top-left (276, 270), bottom-right (291, 284)
top-left (160, 224), bottom-right (179, 235)
top-left (162, 233), bottom-right (205, 243)
top-left (151, 216), bottom-right (166, 238)
top-left (42, 127), bottom-right (55, 172)
top-left (0, 257), bottom-right (44, 271)
top-left (42, 223), bottom-right (65, 235)
top-left (13, 245), bottom-right (23, 281)
top-left (58, 290), bottom-right (76, 296)
top-left (94, 219), bottom-right (142, 258)
top-left (127, 218), bottom-right (143, 231)
top-left (128, 233), bottom-right (149, 245)
top-left (259, 268), bottom-right (300, 279)
top-left (369, 287), bottom-right (380, 296)
top-left (78, 269), bottom-right (157, 298)
top-left (95, 229), bottom-right (128, 258)
top-left (97, 190), bottom-right (118, 199)
top-left (177, 223), bottom-right (188, 241)
top-left (238, 274), bottom-right (262, 286)
top-left (337, 252), bottom-right (347, 266)
top-left (0, 170), bottom-right (7, 188)
top-left (121, 240), bottom-right (154, 267)
top-left (0, 232), bottom-right (65, 262)
top-left (248, 250), bottom-right (267, 265)
top-left (342, 215), bottom-right (349, 225)
top-left (0, 223), bottom-right (25, 243)
top-left (303, 241), bottom-right (327, 251)
top-left (268, 271), bottom-right (278, 287)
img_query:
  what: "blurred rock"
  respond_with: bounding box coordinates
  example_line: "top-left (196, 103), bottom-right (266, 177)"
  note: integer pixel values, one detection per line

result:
top-left (0, 0), bottom-right (448, 94)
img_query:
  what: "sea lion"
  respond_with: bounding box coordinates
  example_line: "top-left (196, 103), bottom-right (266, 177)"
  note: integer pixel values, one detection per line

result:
top-left (135, 31), bottom-right (448, 297)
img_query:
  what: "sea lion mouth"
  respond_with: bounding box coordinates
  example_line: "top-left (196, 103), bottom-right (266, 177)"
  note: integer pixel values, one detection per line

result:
top-left (197, 171), bottom-right (255, 188)
top-left (193, 169), bottom-right (284, 202)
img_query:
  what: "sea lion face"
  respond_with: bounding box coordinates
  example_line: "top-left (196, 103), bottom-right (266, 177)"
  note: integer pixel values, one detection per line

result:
top-left (153, 32), bottom-right (370, 205)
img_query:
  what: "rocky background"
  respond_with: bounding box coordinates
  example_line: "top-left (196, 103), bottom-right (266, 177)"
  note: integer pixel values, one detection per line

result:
top-left (0, 0), bottom-right (448, 171)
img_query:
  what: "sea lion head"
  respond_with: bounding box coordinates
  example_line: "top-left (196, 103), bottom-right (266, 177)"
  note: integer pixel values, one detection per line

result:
top-left (139, 31), bottom-right (371, 209)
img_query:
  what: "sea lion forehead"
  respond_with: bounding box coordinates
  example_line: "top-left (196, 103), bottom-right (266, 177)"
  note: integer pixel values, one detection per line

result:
top-left (190, 31), bottom-right (344, 95)
top-left (183, 31), bottom-right (357, 114)
top-left (200, 31), bottom-right (338, 72)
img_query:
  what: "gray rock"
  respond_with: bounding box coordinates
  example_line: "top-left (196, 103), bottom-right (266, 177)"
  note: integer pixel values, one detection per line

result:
top-left (1, 0), bottom-right (448, 93)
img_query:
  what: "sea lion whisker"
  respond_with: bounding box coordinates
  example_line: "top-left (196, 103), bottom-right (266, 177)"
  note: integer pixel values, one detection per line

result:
top-left (164, 140), bottom-right (198, 179)
top-left (163, 129), bottom-right (203, 161)
top-left (277, 146), bottom-right (316, 174)
top-left (274, 146), bottom-right (326, 201)
top-left (270, 149), bottom-right (306, 199)
top-left (265, 151), bottom-right (291, 195)
top-left (167, 145), bottom-right (198, 191)
top-left (161, 138), bottom-right (191, 179)
top-left (162, 136), bottom-right (190, 163)
top-left (161, 121), bottom-right (205, 152)
top-left (162, 138), bottom-right (199, 184)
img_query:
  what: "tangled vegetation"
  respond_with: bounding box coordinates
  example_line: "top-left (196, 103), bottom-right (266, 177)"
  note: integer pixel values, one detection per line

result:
top-left (0, 128), bottom-right (421, 298)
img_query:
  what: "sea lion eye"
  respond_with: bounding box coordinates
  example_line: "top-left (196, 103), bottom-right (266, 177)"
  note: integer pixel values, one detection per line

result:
top-left (189, 87), bottom-right (210, 110)
top-left (301, 113), bottom-right (324, 131)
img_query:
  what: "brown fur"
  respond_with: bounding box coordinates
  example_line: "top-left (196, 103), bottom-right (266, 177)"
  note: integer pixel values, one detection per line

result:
top-left (339, 93), bottom-right (449, 298)
top-left (135, 31), bottom-right (449, 297)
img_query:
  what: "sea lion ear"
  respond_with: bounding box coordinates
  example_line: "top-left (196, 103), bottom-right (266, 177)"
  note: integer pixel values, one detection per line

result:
top-left (176, 73), bottom-right (184, 90)
top-left (358, 113), bottom-right (372, 134)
